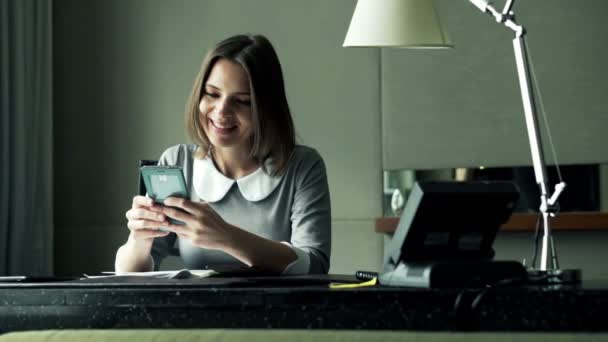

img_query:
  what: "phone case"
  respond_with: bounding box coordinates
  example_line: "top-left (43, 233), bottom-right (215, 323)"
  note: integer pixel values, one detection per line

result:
top-left (140, 165), bottom-right (189, 227)
top-left (140, 165), bottom-right (189, 203)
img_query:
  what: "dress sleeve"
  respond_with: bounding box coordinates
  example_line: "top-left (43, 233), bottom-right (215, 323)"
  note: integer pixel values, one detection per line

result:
top-left (289, 149), bottom-right (332, 274)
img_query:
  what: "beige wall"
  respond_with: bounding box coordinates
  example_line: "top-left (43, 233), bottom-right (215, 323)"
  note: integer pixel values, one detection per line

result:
top-left (382, 0), bottom-right (608, 170)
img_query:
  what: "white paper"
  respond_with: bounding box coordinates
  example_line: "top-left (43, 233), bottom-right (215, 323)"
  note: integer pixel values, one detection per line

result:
top-left (84, 269), bottom-right (217, 279)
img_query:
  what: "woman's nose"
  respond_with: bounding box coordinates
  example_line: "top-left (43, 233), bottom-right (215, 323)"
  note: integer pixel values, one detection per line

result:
top-left (215, 97), bottom-right (232, 115)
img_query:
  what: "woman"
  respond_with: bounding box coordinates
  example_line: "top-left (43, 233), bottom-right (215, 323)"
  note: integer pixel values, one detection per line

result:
top-left (115, 34), bottom-right (331, 275)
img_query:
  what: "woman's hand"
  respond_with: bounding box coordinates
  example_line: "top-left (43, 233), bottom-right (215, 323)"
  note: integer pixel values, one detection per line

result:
top-left (158, 197), bottom-right (234, 250)
top-left (116, 195), bottom-right (169, 273)
top-left (159, 197), bottom-right (298, 273)
top-left (125, 195), bottom-right (171, 241)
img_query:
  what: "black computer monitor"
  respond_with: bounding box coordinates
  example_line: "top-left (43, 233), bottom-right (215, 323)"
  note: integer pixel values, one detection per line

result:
top-left (384, 181), bottom-right (520, 270)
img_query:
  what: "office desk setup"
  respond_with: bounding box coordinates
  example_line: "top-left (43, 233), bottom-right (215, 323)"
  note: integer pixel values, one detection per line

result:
top-left (2, 182), bottom-right (606, 340)
top-left (1, 275), bottom-right (608, 333)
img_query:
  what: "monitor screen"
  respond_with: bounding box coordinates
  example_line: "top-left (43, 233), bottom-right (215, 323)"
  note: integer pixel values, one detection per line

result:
top-left (384, 181), bottom-right (520, 269)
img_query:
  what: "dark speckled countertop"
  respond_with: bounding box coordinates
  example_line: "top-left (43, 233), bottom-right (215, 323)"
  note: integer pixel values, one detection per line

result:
top-left (1, 275), bottom-right (607, 332)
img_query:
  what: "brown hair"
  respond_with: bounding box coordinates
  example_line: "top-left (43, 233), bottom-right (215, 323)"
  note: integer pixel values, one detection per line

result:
top-left (185, 34), bottom-right (295, 176)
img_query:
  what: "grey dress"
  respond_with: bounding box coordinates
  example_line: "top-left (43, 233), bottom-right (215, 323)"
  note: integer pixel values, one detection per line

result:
top-left (150, 144), bottom-right (331, 274)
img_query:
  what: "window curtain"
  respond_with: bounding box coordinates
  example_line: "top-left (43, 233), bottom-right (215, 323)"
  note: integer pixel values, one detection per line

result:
top-left (0, 0), bottom-right (53, 275)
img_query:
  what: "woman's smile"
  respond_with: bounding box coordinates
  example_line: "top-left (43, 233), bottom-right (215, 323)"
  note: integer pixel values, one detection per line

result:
top-left (209, 118), bottom-right (238, 135)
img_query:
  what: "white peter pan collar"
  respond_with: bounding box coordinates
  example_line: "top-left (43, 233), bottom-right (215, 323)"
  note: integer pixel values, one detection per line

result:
top-left (192, 156), bottom-right (283, 202)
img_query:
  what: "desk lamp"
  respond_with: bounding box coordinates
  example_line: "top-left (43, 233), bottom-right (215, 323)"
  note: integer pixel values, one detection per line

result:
top-left (343, 0), bottom-right (579, 282)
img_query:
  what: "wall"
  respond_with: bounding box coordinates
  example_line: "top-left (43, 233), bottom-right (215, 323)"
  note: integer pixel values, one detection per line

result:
top-left (53, 0), bottom-right (383, 275)
top-left (382, 0), bottom-right (608, 170)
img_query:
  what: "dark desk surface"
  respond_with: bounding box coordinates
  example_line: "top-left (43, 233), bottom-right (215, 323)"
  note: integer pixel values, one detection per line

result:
top-left (1, 275), bottom-right (607, 333)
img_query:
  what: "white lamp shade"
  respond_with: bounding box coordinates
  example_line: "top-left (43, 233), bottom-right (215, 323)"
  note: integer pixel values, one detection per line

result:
top-left (343, 0), bottom-right (452, 48)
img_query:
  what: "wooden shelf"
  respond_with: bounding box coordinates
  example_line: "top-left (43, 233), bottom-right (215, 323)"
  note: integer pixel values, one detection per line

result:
top-left (375, 211), bottom-right (608, 234)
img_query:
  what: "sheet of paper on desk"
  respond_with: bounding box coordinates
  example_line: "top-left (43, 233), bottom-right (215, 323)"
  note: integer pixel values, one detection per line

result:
top-left (84, 269), bottom-right (217, 279)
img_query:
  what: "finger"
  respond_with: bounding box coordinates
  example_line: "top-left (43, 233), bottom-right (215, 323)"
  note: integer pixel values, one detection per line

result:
top-left (162, 223), bottom-right (192, 237)
top-left (128, 219), bottom-right (170, 231)
top-left (132, 195), bottom-right (154, 208)
top-left (156, 205), bottom-right (193, 225)
top-left (131, 229), bottom-right (170, 240)
top-left (132, 195), bottom-right (164, 212)
top-left (126, 208), bottom-right (166, 222)
top-left (163, 197), bottom-right (199, 215)
top-left (175, 233), bottom-right (191, 242)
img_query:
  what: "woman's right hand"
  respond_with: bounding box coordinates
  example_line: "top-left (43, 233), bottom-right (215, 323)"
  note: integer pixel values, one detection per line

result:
top-left (125, 195), bottom-right (171, 241)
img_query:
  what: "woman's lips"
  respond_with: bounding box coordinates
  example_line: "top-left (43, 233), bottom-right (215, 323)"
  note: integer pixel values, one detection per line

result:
top-left (209, 119), bottom-right (237, 134)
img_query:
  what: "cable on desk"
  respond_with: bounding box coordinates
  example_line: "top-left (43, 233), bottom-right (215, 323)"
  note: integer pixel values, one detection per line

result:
top-left (330, 277), bottom-right (377, 289)
top-left (530, 213), bottom-right (542, 268)
top-left (355, 270), bottom-right (378, 281)
top-left (452, 275), bottom-right (529, 326)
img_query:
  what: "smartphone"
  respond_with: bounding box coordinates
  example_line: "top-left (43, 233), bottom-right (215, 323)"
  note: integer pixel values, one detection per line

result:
top-left (140, 165), bottom-right (189, 229)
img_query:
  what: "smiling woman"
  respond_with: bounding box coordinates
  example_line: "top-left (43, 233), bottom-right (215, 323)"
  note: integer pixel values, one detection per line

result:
top-left (198, 59), bottom-right (256, 175)
top-left (186, 34), bottom-right (296, 177)
top-left (114, 34), bottom-right (332, 275)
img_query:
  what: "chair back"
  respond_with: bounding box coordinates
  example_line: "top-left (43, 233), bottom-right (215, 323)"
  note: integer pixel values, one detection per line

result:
top-left (138, 160), bottom-right (158, 195)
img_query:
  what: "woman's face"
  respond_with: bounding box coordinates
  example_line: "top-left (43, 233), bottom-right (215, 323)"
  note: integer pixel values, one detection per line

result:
top-left (199, 58), bottom-right (253, 153)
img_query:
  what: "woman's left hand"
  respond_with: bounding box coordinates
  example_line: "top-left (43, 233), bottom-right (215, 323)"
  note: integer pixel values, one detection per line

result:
top-left (158, 197), bottom-right (235, 250)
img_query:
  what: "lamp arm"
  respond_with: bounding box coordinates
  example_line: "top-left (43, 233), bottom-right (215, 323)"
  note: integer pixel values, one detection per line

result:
top-left (468, 0), bottom-right (523, 36)
top-left (512, 36), bottom-right (549, 198)
top-left (467, 0), bottom-right (566, 271)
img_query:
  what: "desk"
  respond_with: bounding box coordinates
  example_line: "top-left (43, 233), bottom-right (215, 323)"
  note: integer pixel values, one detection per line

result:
top-left (1, 276), bottom-right (607, 333)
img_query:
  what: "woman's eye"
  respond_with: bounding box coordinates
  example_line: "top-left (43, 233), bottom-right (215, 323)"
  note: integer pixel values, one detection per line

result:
top-left (237, 99), bottom-right (251, 105)
top-left (204, 91), bottom-right (219, 98)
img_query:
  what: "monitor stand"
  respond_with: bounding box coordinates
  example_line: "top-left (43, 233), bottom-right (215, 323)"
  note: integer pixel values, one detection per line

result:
top-left (379, 260), bottom-right (528, 288)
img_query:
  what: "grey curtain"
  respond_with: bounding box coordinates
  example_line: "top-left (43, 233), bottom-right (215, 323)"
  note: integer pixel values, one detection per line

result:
top-left (0, 0), bottom-right (53, 275)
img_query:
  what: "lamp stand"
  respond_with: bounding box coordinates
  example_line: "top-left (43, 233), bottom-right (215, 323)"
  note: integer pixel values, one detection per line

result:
top-left (468, 0), bottom-right (580, 283)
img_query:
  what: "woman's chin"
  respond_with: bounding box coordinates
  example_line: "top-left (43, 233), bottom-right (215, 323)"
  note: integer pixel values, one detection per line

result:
top-left (205, 127), bottom-right (252, 150)
top-left (209, 135), bottom-right (241, 149)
